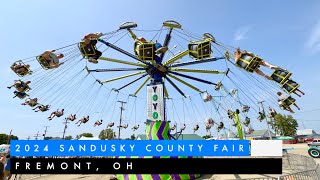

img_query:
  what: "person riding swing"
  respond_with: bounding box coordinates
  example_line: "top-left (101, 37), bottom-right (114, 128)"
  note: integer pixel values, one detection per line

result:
top-left (39, 50), bottom-right (64, 69)
top-left (80, 32), bottom-right (103, 64)
top-left (66, 114), bottom-right (76, 121)
top-left (7, 80), bottom-right (31, 92)
top-left (234, 48), bottom-right (278, 80)
top-left (33, 104), bottom-right (50, 112)
top-left (48, 109), bottom-right (64, 120)
top-left (21, 98), bottom-right (38, 107)
top-left (76, 116), bottom-right (90, 127)
top-left (94, 120), bottom-right (103, 127)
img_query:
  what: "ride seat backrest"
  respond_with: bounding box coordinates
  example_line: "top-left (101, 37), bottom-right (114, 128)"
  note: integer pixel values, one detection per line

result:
top-left (15, 92), bottom-right (28, 99)
top-left (11, 61), bottom-right (31, 76)
top-left (236, 53), bottom-right (262, 73)
top-left (282, 79), bottom-right (300, 94)
top-left (136, 42), bottom-right (156, 61)
top-left (271, 69), bottom-right (292, 84)
top-left (283, 96), bottom-right (296, 107)
top-left (37, 55), bottom-right (51, 69)
top-left (188, 39), bottom-right (211, 60)
top-left (79, 40), bottom-right (98, 57)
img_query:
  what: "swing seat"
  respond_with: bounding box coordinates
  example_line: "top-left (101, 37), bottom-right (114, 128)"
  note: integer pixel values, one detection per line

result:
top-left (10, 61), bottom-right (32, 77)
top-left (188, 39), bottom-right (211, 60)
top-left (14, 92), bottom-right (28, 99)
top-left (79, 41), bottom-right (98, 58)
top-left (36, 56), bottom-right (51, 70)
top-left (29, 102), bottom-right (38, 107)
top-left (282, 96), bottom-right (296, 108)
top-left (236, 52), bottom-right (262, 73)
top-left (16, 81), bottom-right (31, 92)
top-left (282, 79), bottom-right (300, 94)
top-left (271, 68), bottom-right (292, 84)
top-left (135, 42), bottom-right (156, 61)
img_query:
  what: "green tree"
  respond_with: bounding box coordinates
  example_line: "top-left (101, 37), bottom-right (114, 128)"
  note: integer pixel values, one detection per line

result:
top-left (202, 135), bottom-right (212, 139)
top-left (99, 129), bottom-right (115, 140)
top-left (99, 130), bottom-right (106, 140)
top-left (269, 114), bottom-right (298, 136)
top-left (76, 133), bottom-right (93, 139)
top-left (130, 134), bottom-right (136, 140)
top-left (44, 136), bottom-right (53, 140)
top-left (65, 135), bottom-right (73, 140)
top-left (0, 133), bottom-right (18, 144)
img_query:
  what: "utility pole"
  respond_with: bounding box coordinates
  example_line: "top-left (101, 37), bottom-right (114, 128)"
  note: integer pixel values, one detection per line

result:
top-left (43, 126), bottom-right (49, 140)
top-left (7, 130), bottom-right (12, 144)
top-left (62, 118), bottom-right (69, 139)
top-left (117, 101), bottom-right (127, 140)
top-left (258, 101), bottom-right (272, 140)
top-left (34, 131), bottom-right (40, 140)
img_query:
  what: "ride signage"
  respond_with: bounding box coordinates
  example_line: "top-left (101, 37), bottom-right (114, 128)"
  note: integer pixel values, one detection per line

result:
top-left (147, 83), bottom-right (165, 121)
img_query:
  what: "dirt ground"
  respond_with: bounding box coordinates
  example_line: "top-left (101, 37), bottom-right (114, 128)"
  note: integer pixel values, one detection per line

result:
top-left (16, 143), bottom-right (319, 180)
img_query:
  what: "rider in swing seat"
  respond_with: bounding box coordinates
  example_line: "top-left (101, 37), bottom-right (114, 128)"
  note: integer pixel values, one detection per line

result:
top-left (217, 122), bottom-right (224, 132)
top-left (193, 124), bottom-right (199, 133)
top-left (94, 120), bottom-right (103, 127)
top-left (277, 92), bottom-right (300, 113)
top-left (76, 116), bottom-right (90, 127)
top-left (66, 114), bottom-right (76, 121)
top-left (80, 32), bottom-right (103, 64)
top-left (21, 98), bottom-right (38, 107)
top-left (33, 104), bottom-right (50, 112)
top-left (234, 48), bottom-right (278, 80)
top-left (13, 91), bottom-right (28, 99)
top-left (39, 50), bottom-right (64, 69)
top-left (48, 109), bottom-right (64, 120)
top-left (282, 79), bottom-right (305, 97)
top-left (7, 80), bottom-right (31, 92)
top-left (11, 62), bottom-right (31, 76)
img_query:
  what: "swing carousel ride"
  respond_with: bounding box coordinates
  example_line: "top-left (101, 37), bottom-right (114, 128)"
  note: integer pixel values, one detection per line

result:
top-left (8, 20), bottom-right (304, 140)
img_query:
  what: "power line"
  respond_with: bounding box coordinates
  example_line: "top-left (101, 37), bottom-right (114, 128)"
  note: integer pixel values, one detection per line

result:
top-left (295, 109), bottom-right (320, 114)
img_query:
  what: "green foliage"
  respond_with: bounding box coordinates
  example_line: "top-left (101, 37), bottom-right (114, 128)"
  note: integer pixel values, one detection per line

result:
top-left (76, 133), bottom-right (93, 139)
top-left (130, 134), bottom-right (136, 140)
top-left (64, 135), bottom-right (73, 140)
top-left (99, 129), bottom-right (115, 140)
top-left (44, 136), bottom-right (52, 140)
top-left (269, 114), bottom-right (298, 136)
top-left (0, 133), bottom-right (18, 144)
top-left (202, 135), bottom-right (212, 139)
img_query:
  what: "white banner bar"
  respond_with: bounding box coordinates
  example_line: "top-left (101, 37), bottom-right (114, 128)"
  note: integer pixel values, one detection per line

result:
top-left (251, 140), bottom-right (282, 156)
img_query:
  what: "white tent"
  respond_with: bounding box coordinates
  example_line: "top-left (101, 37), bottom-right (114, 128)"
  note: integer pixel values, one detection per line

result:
top-left (78, 136), bottom-right (100, 140)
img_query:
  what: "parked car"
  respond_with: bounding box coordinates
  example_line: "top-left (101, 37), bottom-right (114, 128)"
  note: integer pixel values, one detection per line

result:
top-left (308, 138), bottom-right (320, 146)
top-left (305, 138), bottom-right (314, 143)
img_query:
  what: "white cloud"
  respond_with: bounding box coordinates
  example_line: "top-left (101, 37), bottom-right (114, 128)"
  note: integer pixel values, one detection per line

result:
top-left (234, 26), bottom-right (251, 41)
top-left (305, 20), bottom-right (320, 53)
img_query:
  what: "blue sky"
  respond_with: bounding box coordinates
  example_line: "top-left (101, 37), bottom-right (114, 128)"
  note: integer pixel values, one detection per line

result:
top-left (1, 0), bottom-right (320, 139)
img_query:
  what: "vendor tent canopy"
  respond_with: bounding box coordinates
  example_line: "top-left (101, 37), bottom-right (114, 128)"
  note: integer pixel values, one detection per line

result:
top-left (277, 136), bottom-right (294, 140)
top-left (78, 136), bottom-right (100, 140)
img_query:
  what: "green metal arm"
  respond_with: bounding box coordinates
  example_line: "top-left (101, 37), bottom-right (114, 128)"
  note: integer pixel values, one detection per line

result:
top-left (164, 50), bottom-right (189, 66)
top-left (131, 77), bottom-right (151, 96)
top-left (169, 68), bottom-right (226, 74)
top-left (164, 85), bottom-right (169, 98)
top-left (167, 73), bottom-right (202, 93)
top-left (234, 112), bottom-right (244, 140)
top-left (99, 57), bottom-right (147, 68)
top-left (127, 29), bottom-right (137, 40)
top-left (100, 71), bottom-right (145, 84)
